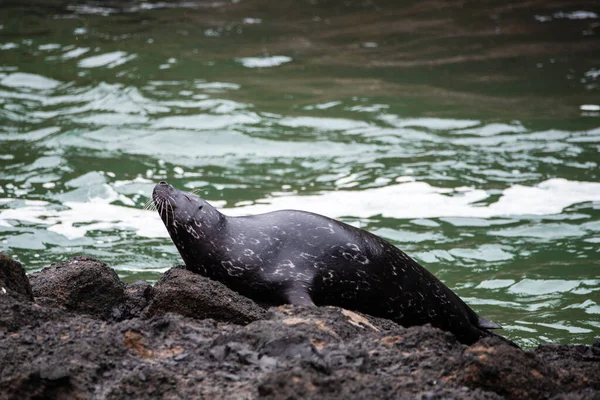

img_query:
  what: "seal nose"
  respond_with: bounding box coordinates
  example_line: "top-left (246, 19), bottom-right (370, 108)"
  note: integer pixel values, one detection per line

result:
top-left (158, 181), bottom-right (168, 185)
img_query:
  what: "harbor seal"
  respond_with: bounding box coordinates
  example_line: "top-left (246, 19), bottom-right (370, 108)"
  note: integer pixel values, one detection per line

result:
top-left (153, 181), bottom-right (513, 346)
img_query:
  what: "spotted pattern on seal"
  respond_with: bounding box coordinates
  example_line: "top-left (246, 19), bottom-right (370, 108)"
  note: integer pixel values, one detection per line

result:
top-left (153, 182), bottom-right (513, 346)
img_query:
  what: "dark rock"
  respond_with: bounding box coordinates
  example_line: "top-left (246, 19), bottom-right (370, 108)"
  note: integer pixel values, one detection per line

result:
top-left (534, 342), bottom-right (600, 395)
top-left (0, 289), bottom-right (67, 332)
top-left (115, 281), bottom-right (155, 320)
top-left (29, 256), bottom-right (126, 320)
top-left (12, 367), bottom-right (83, 400)
top-left (454, 337), bottom-right (592, 400)
top-left (38, 363), bottom-right (70, 381)
top-left (144, 266), bottom-right (267, 324)
top-left (259, 355), bottom-right (278, 372)
top-left (549, 389), bottom-right (600, 400)
top-left (257, 367), bottom-right (503, 400)
top-left (0, 253), bottom-right (33, 301)
top-left (1, 257), bottom-right (599, 399)
top-left (103, 368), bottom-right (180, 400)
top-left (0, 254), bottom-right (67, 333)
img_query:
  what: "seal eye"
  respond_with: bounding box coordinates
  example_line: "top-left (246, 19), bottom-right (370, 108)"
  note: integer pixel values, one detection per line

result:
top-left (198, 205), bottom-right (203, 211)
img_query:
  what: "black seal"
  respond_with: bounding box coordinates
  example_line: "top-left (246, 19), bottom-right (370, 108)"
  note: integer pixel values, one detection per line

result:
top-left (153, 182), bottom-right (515, 346)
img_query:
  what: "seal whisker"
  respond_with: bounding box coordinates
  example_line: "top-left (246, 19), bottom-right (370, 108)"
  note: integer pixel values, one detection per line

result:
top-left (143, 198), bottom-right (156, 211)
top-left (167, 198), bottom-right (175, 227)
top-left (157, 199), bottom-right (166, 219)
top-left (168, 200), bottom-right (174, 227)
top-left (164, 200), bottom-right (170, 227)
top-left (189, 188), bottom-right (205, 197)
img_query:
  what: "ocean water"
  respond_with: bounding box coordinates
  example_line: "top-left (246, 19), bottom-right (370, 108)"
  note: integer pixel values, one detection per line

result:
top-left (0, 0), bottom-right (599, 347)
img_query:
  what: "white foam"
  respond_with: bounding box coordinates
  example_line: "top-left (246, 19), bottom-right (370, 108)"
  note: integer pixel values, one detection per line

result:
top-left (553, 11), bottom-right (598, 20)
top-left (61, 47), bottom-right (90, 60)
top-left (508, 279), bottom-right (581, 295)
top-left (0, 199), bottom-right (165, 240)
top-left (449, 245), bottom-right (514, 262)
top-left (279, 116), bottom-right (369, 131)
top-left (78, 51), bottom-right (137, 68)
top-left (1, 73), bottom-right (61, 90)
top-left (47, 202), bottom-right (164, 239)
top-left (581, 104), bottom-right (600, 111)
top-left (536, 322), bottom-right (592, 334)
top-left (236, 56), bottom-right (292, 68)
top-left (225, 178), bottom-right (600, 219)
top-left (378, 115), bottom-right (479, 130)
top-left (152, 113), bottom-right (260, 130)
top-left (1, 178), bottom-right (599, 241)
top-left (476, 279), bottom-right (516, 289)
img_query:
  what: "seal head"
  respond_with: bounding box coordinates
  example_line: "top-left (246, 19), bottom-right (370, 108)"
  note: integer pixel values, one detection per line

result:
top-left (153, 182), bottom-right (514, 346)
top-left (153, 181), bottom-right (224, 276)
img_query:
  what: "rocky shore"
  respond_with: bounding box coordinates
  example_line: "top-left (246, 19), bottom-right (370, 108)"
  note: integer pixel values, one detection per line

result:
top-left (1, 253), bottom-right (598, 399)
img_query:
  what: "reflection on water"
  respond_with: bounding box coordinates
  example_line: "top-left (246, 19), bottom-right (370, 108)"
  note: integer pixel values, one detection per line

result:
top-left (0, 0), bottom-right (598, 347)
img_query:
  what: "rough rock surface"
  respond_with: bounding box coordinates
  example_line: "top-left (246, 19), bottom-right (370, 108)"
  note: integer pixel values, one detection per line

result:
top-left (1, 254), bottom-right (598, 399)
top-left (144, 266), bottom-right (268, 324)
top-left (29, 256), bottom-right (127, 320)
top-left (0, 253), bottom-right (33, 301)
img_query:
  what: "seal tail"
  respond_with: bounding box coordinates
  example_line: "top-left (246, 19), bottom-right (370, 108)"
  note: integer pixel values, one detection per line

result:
top-left (477, 316), bottom-right (502, 330)
top-left (477, 316), bottom-right (520, 348)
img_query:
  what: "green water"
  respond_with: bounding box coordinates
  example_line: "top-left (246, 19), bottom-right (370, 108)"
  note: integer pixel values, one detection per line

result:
top-left (1, 0), bottom-right (599, 347)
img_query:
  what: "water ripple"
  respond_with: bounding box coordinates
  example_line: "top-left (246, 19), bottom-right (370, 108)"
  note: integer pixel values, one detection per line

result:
top-left (0, 0), bottom-right (599, 347)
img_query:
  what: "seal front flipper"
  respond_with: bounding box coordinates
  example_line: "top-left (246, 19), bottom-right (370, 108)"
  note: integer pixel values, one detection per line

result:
top-left (283, 284), bottom-right (315, 307)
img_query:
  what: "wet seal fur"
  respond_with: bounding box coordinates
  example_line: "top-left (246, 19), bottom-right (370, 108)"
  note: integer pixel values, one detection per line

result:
top-left (153, 182), bottom-right (516, 346)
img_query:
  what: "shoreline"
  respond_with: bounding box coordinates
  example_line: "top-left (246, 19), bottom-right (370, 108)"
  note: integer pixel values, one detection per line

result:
top-left (1, 253), bottom-right (598, 399)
